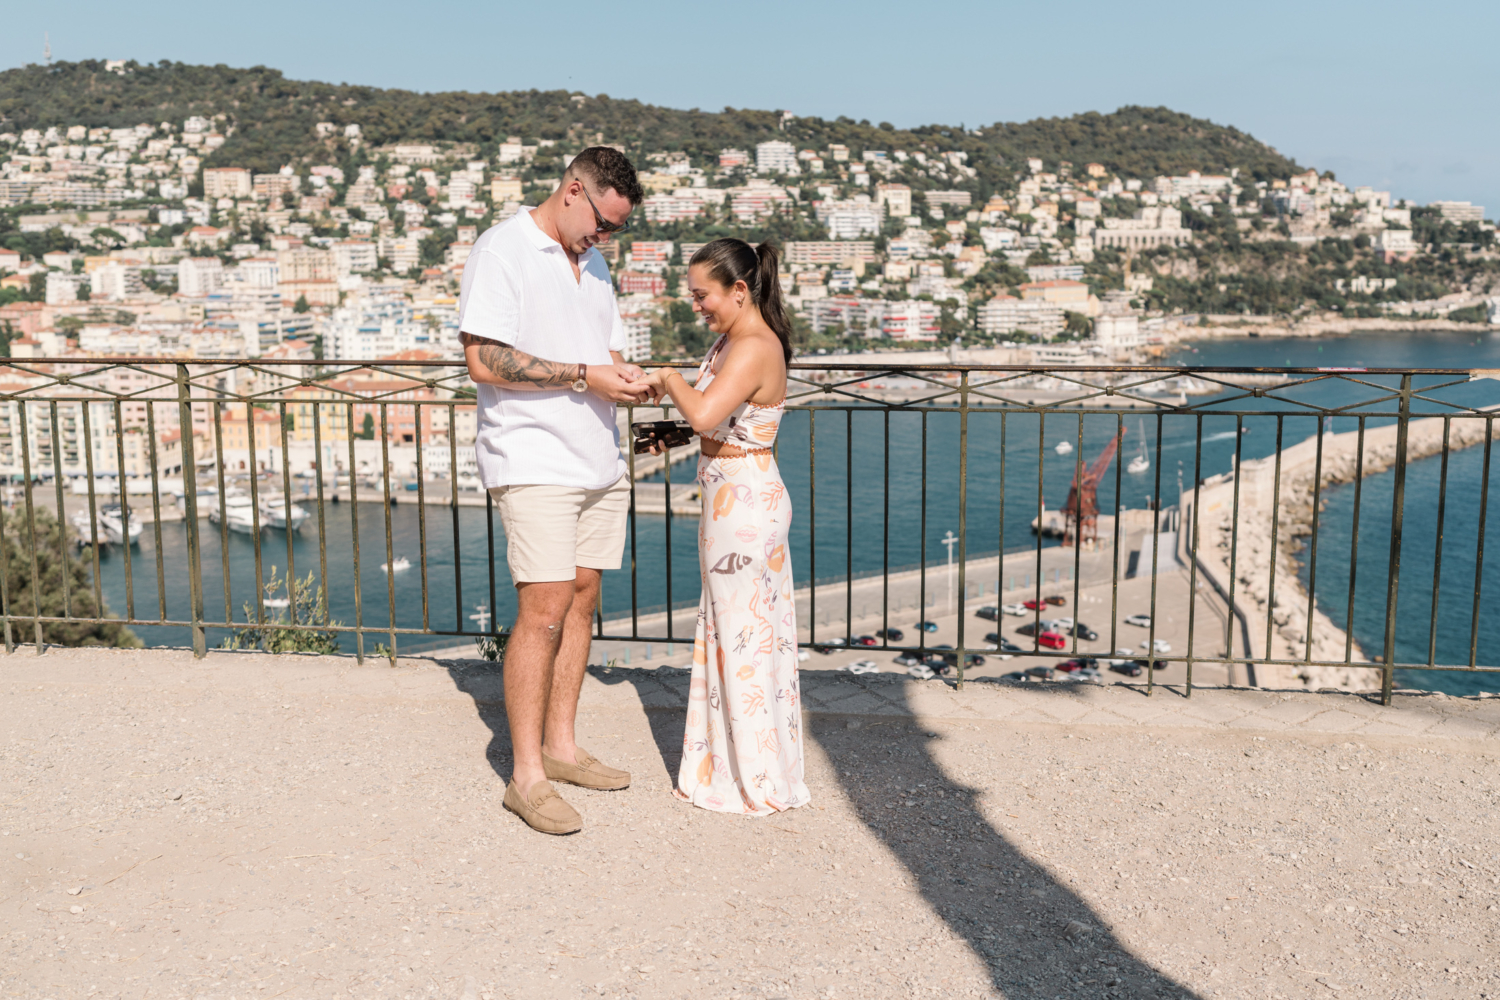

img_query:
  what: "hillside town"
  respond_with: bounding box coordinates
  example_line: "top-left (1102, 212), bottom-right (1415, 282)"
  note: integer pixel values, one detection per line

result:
top-left (1, 110), bottom-right (1497, 388)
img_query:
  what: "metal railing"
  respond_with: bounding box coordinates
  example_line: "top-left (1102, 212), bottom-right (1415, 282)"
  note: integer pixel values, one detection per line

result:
top-left (0, 355), bottom-right (1496, 705)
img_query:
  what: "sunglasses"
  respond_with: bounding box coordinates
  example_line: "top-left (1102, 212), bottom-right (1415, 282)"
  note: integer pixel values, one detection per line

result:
top-left (580, 183), bottom-right (632, 236)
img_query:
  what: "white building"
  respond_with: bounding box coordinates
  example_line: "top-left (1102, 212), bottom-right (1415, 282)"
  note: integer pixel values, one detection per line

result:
top-left (627, 241), bottom-right (673, 274)
top-left (332, 240), bottom-right (378, 276)
top-left (1093, 206), bottom-right (1190, 250)
top-left (1094, 313), bottom-right (1141, 350)
top-left (755, 141), bottom-right (799, 175)
top-left (1431, 200), bottom-right (1485, 222)
top-left (976, 295), bottom-right (1065, 340)
top-left (1374, 229), bottom-right (1416, 255)
top-left (1152, 171), bottom-right (1234, 200)
top-left (803, 297), bottom-right (885, 337)
top-left (882, 300), bottom-right (941, 341)
top-left (45, 271), bottom-right (87, 305)
top-left (91, 262), bottom-right (144, 301)
top-left (178, 257), bottom-right (225, 297)
top-left (819, 201), bottom-right (883, 239)
top-left (620, 312), bottom-right (653, 363)
top-left (876, 183), bottom-right (912, 218)
top-left (239, 257), bottom-right (280, 289)
top-left (323, 291), bottom-right (460, 360)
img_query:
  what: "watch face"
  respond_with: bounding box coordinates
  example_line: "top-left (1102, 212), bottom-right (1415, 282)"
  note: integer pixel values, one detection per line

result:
top-left (572, 378), bottom-right (588, 392)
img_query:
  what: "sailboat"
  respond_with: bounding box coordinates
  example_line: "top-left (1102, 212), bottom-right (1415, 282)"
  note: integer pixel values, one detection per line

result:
top-left (1127, 418), bottom-right (1150, 474)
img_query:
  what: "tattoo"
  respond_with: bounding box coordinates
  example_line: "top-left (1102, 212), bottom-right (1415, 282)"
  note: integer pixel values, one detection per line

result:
top-left (460, 332), bottom-right (575, 387)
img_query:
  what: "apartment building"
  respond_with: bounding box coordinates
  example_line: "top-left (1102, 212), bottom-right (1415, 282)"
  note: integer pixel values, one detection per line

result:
top-left (627, 241), bottom-right (673, 273)
top-left (178, 257), bottom-right (225, 297)
top-left (924, 190), bottom-right (973, 208)
top-left (253, 173), bottom-right (297, 201)
top-left (203, 167), bottom-right (252, 199)
top-left (617, 271), bottom-right (666, 296)
top-left (755, 141), bottom-right (798, 175)
top-left (784, 242), bottom-right (877, 266)
top-left (718, 149), bottom-right (749, 169)
top-left (1431, 200), bottom-right (1485, 222)
top-left (881, 300), bottom-right (941, 341)
top-left (876, 183), bottom-right (912, 218)
top-left (977, 295), bottom-right (1065, 339)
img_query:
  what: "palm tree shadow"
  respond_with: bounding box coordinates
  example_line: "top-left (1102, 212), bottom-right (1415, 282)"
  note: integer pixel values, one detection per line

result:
top-left (804, 677), bottom-right (1203, 999)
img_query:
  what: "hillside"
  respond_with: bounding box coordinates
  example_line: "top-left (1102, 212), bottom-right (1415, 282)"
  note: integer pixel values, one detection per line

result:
top-left (0, 59), bottom-right (1303, 184)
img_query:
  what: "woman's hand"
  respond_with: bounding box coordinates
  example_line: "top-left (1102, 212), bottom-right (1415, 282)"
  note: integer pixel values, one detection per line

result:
top-left (642, 368), bottom-right (674, 404)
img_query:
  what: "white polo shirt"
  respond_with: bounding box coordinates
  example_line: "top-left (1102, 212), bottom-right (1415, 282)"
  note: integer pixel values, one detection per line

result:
top-left (458, 208), bottom-right (627, 490)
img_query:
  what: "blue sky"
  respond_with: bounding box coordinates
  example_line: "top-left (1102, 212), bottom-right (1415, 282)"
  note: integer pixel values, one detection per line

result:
top-left (6, 1), bottom-right (1498, 216)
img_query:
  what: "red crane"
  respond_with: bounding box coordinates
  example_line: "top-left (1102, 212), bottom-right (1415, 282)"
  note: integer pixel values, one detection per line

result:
top-left (1062, 426), bottom-right (1126, 548)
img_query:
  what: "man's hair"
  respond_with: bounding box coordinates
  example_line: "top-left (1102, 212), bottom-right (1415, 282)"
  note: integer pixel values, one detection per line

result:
top-left (567, 146), bottom-right (644, 206)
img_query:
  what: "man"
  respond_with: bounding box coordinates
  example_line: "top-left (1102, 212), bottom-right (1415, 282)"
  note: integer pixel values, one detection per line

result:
top-left (457, 146), bottom-right (649, 835)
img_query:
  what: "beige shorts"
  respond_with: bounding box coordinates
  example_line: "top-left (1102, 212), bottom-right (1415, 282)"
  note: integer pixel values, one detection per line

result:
top-left (490, 475), bottom-right (630, 585)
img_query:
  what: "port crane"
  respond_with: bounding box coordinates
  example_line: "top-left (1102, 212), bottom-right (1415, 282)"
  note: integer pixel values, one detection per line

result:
top-left (1062, 426), bottom-right (1126, 548)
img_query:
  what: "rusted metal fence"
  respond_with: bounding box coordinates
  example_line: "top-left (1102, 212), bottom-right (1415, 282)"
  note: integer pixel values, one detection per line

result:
top-left (0, 356), bottom-right (1495, 704)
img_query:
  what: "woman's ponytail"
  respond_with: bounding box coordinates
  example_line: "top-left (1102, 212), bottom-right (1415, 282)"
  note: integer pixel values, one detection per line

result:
top-left (689, 237), bottom-right (795, 363)
top-left (753, 241), bottom-right (794, 364)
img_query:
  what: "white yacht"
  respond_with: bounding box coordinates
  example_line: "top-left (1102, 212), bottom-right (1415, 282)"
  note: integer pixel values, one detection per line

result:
top-left (1054, 440), bottom-right (1073, 456)
top-left (210, 492), bottom-right (260, 534)
top-left (70, 504), bottom-right (143, 546)
top-left (1127, 418), bottom-right (1150, 474)
top-left (260, 496), bottom-right (310, 532)
top-left (381, 556), bottom-right (412, 573)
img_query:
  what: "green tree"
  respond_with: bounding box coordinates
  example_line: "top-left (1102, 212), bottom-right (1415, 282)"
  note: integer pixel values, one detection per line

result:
top-left (220, 566), bottom-right (341, 654)
top-left (357, 413), bottom-right (376, 440)
top-left (0, 509), bottom-right (140, 647)
top-left (293, 294), bottom-right (311, 314)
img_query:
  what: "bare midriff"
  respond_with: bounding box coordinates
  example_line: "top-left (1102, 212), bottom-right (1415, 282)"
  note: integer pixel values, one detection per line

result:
top-left (700, 438), bottom-right (773, 459)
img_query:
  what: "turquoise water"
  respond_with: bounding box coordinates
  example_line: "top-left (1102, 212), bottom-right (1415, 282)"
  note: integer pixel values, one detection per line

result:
top-left (1166, 329), bottom-right (1500, 695)
top-left (72, 328), bottom-right (1500, 693)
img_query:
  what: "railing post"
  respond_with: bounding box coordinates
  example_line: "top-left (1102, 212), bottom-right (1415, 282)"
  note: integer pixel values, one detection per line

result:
top-left (177, 365), bottom-right (206, 657)
top-left (955, 371), bottom-right (968, 689)
top-left (1380, 374), bottom-right (1412, 706)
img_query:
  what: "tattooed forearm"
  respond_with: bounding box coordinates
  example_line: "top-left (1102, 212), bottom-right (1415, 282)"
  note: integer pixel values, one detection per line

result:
top-left (461, 333), bottom-right (576, 387)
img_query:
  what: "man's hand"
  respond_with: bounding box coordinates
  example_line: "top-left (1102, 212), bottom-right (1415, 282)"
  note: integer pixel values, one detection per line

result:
top-left (587, 364), bottom-right (653, 403)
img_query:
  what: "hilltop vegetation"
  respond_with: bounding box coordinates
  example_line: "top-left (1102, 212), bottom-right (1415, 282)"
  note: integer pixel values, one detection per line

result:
top-left (0, 59), bottom-right (1304, 186)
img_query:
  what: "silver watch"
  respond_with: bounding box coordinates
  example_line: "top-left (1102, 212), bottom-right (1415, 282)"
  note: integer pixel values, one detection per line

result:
top-left (571, 363), bottom-right (588, 393)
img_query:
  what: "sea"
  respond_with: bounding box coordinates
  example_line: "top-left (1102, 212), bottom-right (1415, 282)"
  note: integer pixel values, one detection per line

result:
top-left (73, 328), bottom-right (1500, 694)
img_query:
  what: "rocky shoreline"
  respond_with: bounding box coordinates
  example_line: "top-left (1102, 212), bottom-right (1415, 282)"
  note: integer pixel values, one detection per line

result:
top-left (1189, 409), bottom-right (1499, 690)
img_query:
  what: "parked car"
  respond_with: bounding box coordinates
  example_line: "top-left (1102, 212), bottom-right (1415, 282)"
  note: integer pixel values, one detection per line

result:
top-left (853, 634), bottom-right (879, 647)
top-left (1037, 631), bottom-right (1068, 650)
top-left (984, 633), bottom-right (1024, 654)
top-left (974, 606), bottom-right (1001, 621)
top-left (914, 621), bottom-right (939, 633)
top-left (875, 627), bottom-right (905, 642)
top-left (1067, 622), bottom-right (1099, 641)
top-left (1125, 613), bottom-right (1152, 628)
top-left (1109, 661), bottom-right (1145, 678)
top-left (1015, 620), bottom-right (1059, 637)
top-left (893, 653), bottom-right (924, 667)
top-left (1025, 665), bottom-right (1058, 680)
top-left (1141, 639), bottom-right (1172, 653)
top-left (1044, 595), bottom-right (1068, 607)
top-left (1022, 598), bottom-right (1048, 610)
top-left (1001, 603), bottom-right (1028, 616)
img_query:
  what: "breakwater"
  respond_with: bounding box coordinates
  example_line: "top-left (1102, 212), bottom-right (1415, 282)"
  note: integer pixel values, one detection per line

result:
top-left (1186, 410), bottom-right (1500, 689)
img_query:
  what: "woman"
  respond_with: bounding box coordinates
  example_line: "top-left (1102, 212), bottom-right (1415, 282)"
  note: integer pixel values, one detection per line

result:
top-left (643, 238), bottom-right (809, 815)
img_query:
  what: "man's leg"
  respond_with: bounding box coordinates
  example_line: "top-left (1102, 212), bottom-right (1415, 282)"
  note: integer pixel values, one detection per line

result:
top-left (541, 567), bottom-right (601, 763)
top-left (505, 578), bottom-right (575, 798)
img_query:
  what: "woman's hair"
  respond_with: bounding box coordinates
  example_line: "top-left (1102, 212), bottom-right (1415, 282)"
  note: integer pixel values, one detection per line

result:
top-left (688, 238), bottom-right (793, 363)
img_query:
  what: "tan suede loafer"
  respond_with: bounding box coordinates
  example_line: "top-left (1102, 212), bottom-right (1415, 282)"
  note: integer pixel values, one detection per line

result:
top-left (503, 779), bottom-right (582, 835)
top-left (542, 747), bottom-right (631, 791)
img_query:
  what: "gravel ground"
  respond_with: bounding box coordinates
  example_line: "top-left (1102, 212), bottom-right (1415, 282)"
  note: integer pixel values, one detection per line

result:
top-left (3, 648), bottom-right (1499, 1000)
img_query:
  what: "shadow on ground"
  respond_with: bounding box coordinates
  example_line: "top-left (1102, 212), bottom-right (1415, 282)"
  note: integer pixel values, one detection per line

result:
top-left (442, 658), bottom-right (1203, 999)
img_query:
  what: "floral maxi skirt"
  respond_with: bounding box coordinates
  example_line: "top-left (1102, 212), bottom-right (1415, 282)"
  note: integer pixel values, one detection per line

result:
top-left (675, 452), bottom-right (810, 815)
